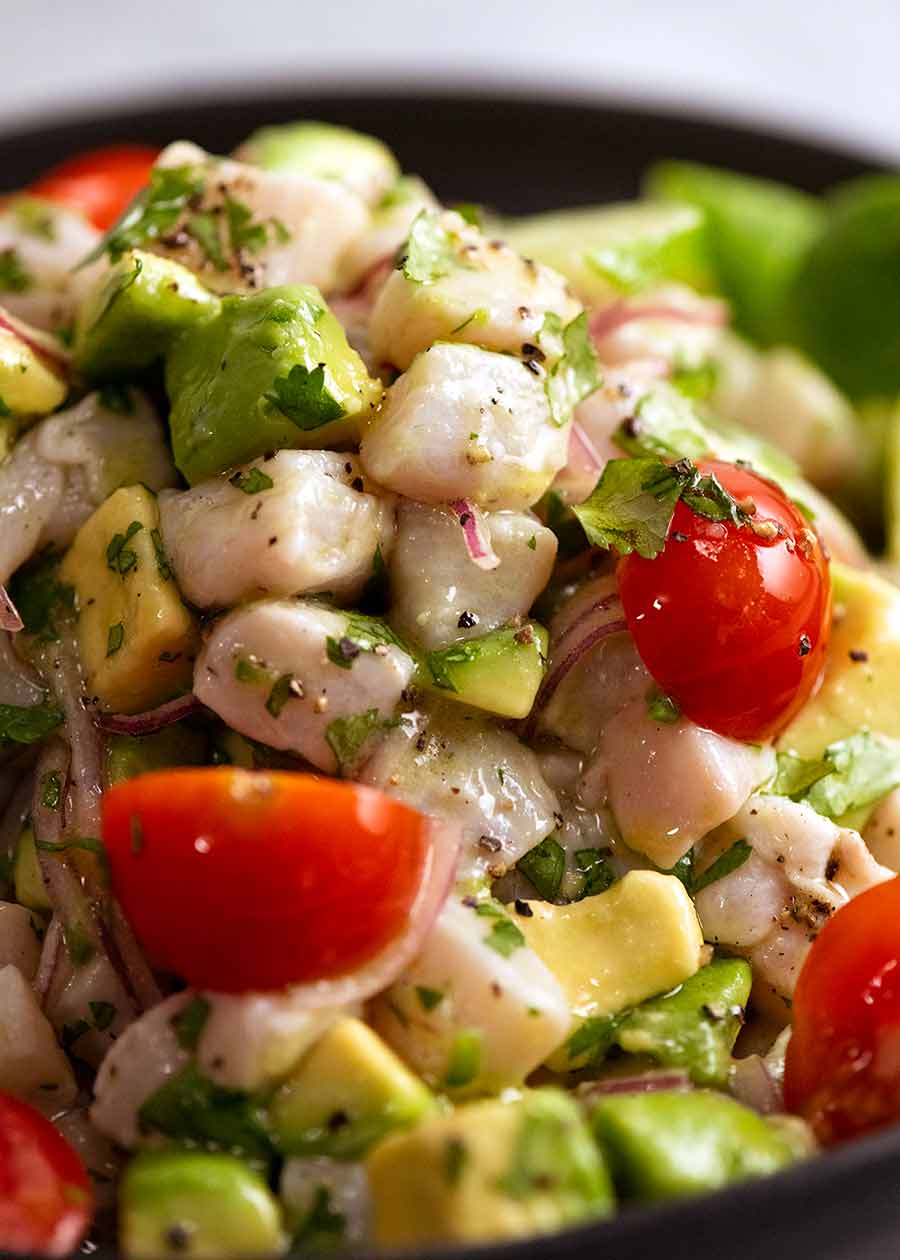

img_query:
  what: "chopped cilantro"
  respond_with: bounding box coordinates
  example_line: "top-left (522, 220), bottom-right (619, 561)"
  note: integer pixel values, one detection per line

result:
top-left (265, 674), bottom-right (296, 718)
top-left (63, 923), bottom-right (96, 968)
top-left (0, 246), bottom-right (33, 293)
top-left (235, 655), bottom-right (271, 685)
top-left (325, 636), bottom-right (358, 670)
top-left (89, 1000), bottom-right (117, 1031)
top-left (614, 388), bottom-right (709, 462)
top-left (527, 534), bottom-right (537, 550)
top-left (325, 708), bottom-right (383, 771)
top-left (172, 996), bottom-right (211, 1051)
top-left (415, 986), bottom-right (444, 1012)
top-left (573, 848), bottom-right (616, 900)
top-left (8, 556), bottom-right (74, 642)
top-left (138, 1063), bottom-right (273, 1167)
top-left (398, 211), bottom-right (457, 284)
top-left (229, 467), bottom-right (274, 495)
top-left (572, 456), bottom-right (686, 558)
top-left (444, 1030), bottom-right (482, 1088)
top-left (106, 622), bottom-right (125, 657)
top-left (646, 686), bottom-right (681, 724)
top-left (41, 771), bottom-right (63, 810)
top-left (83, 164), bottom-right (204, 265)
top-left (0, 699), bottom-right (64, 745)
top-left (150, 528), bottom-right (174, 582)
top-left (517, 835), bottom-right (565, 901)
top-left (692, 839), bottom-right (753, 894)
top-left (225, 196), bottom-right (267, 256)
top-left (106, 520), bottom-right (143, 576)
top-left (773, 731), bottom-right (900, 820)
top-left (545, 311), bottom-right (601, 426)
top-left (265, 363), bottom-right (344, 431)
top-left (13, 197), bottom-right (56, 241)
top-left (61, 1018), bottom-right (91, 1050)
top-left (443, 1137), bottom-right (469, 1185)
top-left (186, 211), bottom-right (228, 270)
top-left (425, 640), bottom-right (478, 692)
top-left (451, 202), bottom-right (483, 228)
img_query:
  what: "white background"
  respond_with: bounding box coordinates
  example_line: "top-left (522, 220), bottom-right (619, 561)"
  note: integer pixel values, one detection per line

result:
top-left (1, 0), bottom-right (898, 162)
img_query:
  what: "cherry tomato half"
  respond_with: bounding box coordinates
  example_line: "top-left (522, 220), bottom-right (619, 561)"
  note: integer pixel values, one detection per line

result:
top-left (29, 145), bottom-right (158, 230)
top-left (618, 459), bottom-right (831, 742)
top-left (784, 876), bottom-right (900, 1145)
top-left (0, 1091), bottom-right (93, 1256)
top-left (102, 768), bottom-right (438, 993)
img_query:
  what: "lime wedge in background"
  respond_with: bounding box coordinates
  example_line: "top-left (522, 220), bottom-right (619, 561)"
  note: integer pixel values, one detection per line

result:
top-left (501, 201), bottom-right (714, 305)
top-left (788, 176), bottom-right (900, 400)
top-left (645, 161), bottom-right (824, 345)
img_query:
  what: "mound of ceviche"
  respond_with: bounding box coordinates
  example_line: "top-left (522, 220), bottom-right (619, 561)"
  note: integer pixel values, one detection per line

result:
top-left (2, 122), bottom-right (900, 1258)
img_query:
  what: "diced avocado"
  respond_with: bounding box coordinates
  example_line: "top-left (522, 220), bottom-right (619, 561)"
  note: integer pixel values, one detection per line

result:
top-left (119, 1150), bottom-right (285, 1258)
top-left (74, 249), bottom-right (220, 378)
top-left (14, 823), bottom-right (51, 913)
top-left (165, 286), bottom-right (383, 484)
top-left (884, 399), bottom-right (900, 562)
top-left (502, 201), bottom-right (714, 306)
top-left (421, 622), bottom-right (548, 719)
top-left (589, 1090), bottom-right (797, 1203)
top-left (645, 160), bottom-right (824, 344)
top-left (237, 121), bottom-right (399, 205)
top-left (367, 1088), bottom-right (614, 1247)
top-left (269, 1016), bottom-right (436, 1159)
top-left (0, 321), bottom-right (67, 456)
top-left (105, 726), bottom-right (207, 786)
top-left (517, 871), bottom-right (705, 1071)
top-left (788, 176), bottom-right (900, 398)
top-left (614, 958), bottom-right (752, 1087)
top-left (60, 485), bottom-right (199, 713)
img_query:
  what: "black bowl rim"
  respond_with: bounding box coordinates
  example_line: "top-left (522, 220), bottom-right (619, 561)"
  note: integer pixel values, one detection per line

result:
top-left (0, 84), bottom-right (896, 1259)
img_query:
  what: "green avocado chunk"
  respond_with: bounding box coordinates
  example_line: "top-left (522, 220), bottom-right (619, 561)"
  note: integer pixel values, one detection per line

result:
top-left (422, 622), bottom-right (549, 720)
top-left (119, 1150), bottom-right (284, 1258)
top-left (367, 1087), bottom-right (614, 1246)
top-left (645, 160), bottom-right (824, 345)
top-left (104, 726), bottom-right (208, 787)
top-left (165, 285), bottom-right (383, 484)
top-left (237, 120), bottom-right (398, 204)
top-left (269, 1016), bottom-right (436, 1159)
top-left (614, 958), bottom-right (752, 1087)
top-left (788, 176), bottom-right (900, 398)
top-left (589, 1090), bottom-right (797, 1203)
top-left (74, 249), bottom-right (220, 378)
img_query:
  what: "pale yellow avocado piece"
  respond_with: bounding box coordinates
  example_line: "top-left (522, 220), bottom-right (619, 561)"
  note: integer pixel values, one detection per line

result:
top-left (780, 562), bottom-right (900, 755)
top-left (268, 1016), bottom-right (436, 1158)
top-left (518, 870), bottom-right (705, 1071)
top-left (60, 486), bottom-right (198, 713)
top-left (367, 1088), bottom-right (614, 1247)
top-left (0, 323), bottom-right (67, 457)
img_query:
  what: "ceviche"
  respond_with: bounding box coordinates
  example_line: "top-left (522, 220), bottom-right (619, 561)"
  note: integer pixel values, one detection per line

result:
top-left (2, 121), bottom-right (900, 1257)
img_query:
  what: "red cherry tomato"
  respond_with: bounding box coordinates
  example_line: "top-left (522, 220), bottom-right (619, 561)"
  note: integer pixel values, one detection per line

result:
top-left (0, 1091), bottom-right (93, 1256)
top-left (29, 145), bottom-right (159, 230)
top-left (102, 768), bottom-right (438, 993)
top-left (785, 876), bottom-right (900, 1145)
top-left (617, 458), bottom-right (831, 742)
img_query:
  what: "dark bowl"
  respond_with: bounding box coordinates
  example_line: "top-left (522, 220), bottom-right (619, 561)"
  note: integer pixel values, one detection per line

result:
top-left (0, 88), bottom-right (894, 1260)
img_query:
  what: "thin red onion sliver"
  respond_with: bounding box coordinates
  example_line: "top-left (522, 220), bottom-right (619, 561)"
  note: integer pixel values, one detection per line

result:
top-left (33, 916), bottom-right (64, 1005)
top-left (581, 1069), bottom-right (691, 1099)
top-left (569, 421), bottom-right (604, 476)
top-left (527, 616), bottom-right (627, 734)
top-left (0, 586), bottom-right (22, 633)
top-left (589, 296), bottom-right (727, 344)
top-left (449, 498), bottom-right (500, 571)
top-left (96, 692), bottom-right (204, 736)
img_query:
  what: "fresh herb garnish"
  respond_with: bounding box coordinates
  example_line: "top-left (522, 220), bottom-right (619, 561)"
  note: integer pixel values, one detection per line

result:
top-left (150, 528), bottom-right (174, 582)
top-left (89, 1000), bottom-right (117, 1032)
top-left (172, 996), bottom-right (211, 1051)
top-left (106, 520), bottom-right (143, 576)
top-left (443, 1030), bottom-right (482, 1089)
top-left (773, 731), bottom-right (900, 820)
top-left (265, 673), bottom-right (296, 718)
top-left (517, 835), bottom-right (565, 901)
top-left (83, 164), bottom-right (204, 265)
top-left (229, 467), bottom-right (274, 495)
top-left (415, 986), bottom-right (444, 1012)
top-left (265, 363), bottom-right (344, 431)
top-left (41, 771), bottom-right (63, 810)
top-left (692, 839), bottom-right (753, 894)
top-left (565, 1012), bottom-right (625, 1064)
top-left (475, 901), bottom-right (526, 957)
top-left (0, 699), bottom-right (64, 745)
top-left (138, 1064), bottom-right (273, 1167)
top-left (292, 1187), bottom-right (346, 1249)
top-left (544, 311), bottom-right (601, 426)
top-left (325, 708), bottom-right (383, 771)
top-left (614, 388), bottom-right (709, 462)
top-left (106, 623), bottom-right (125, 657)
top-left (398, 210), bottom-right (458, 284)
top-left (646, 686), bottom-right (681, 724)
top-left (225, 196), bottom-right (268, 256)
top-left (0, 247), bottom-right (33, 292)
top-left (8, 557), bottom-right (75, 642)
top-left (573, 848), bottom-right (616, 899)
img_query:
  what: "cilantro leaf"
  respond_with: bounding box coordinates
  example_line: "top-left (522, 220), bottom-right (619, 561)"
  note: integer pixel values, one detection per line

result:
top-left (0, 247), bottom-right (33, 293)
top-left (186, 212), bottom-right (228, 271)
top-left (106, 520), bottom-right (143, 576)
top-left (692, 839), bottom-right (753, 894)
top-left (106, 623), bottom-right (125, 657)
top-left (265, 363), bottom-right (345, 431)
top-left (82, 165), bottom-right (204, 266)
top-left (572, 456), bottom-right (687, 558)
top-left (0, 699), bottom-right (64, 745)
top-left (398, 211), bottom-right (457, 284)
top-left (775, 731), bottom-right (900, 820)
top-left (646, 686), bottom-right (681, 724)
top-left (325, 708), bottom-right (383, 771)
top-left (265, 674), bottom-right (296, 718)
top-left (172, 995), bottom-right (211, 1051)
top-left (545, 311), bottom-right (601, 426)
top-left (517, 835), bottom-right (565, 901)
top-left (8, 557), bottom-right (74, 642)
top-left (229, 467), bottom-right (273, 495)
top-left (614, 387), bottom-right (710, 461)
top-left (573, 847), bottom-right (616, 899)
top-left (138, 1063), bottom-right (273, 1168)
top-left (225, 196), bottom-right (268, 256)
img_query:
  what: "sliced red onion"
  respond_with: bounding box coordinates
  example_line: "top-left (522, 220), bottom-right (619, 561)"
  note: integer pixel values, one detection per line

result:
top-left (33, 915), bottom-right (64, 1005)
top-left (579, 1069), bottom-right (691, 1099)
top-left (34, 628), bottom-right (102, 838)
top-left (0, 586), bottom-right (22, 633)
top-left (449, 498), bottom-right (500, 571)
top-left (527, 613), bottom-right (628, 734)
top-left (729, 1054), bottom-right (782, 1115)
top-left (0, 310), bottom-right (71, 371)
top-left (589, 296), bottom-right (728, 344)
top-left (95, 692), bottom-right (203, 736)
top-left (205, 814), bottom-right (462, 1009)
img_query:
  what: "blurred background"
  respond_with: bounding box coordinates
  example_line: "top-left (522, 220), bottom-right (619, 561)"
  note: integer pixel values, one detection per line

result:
top-left (1, 0), bottom-right (898, 162)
